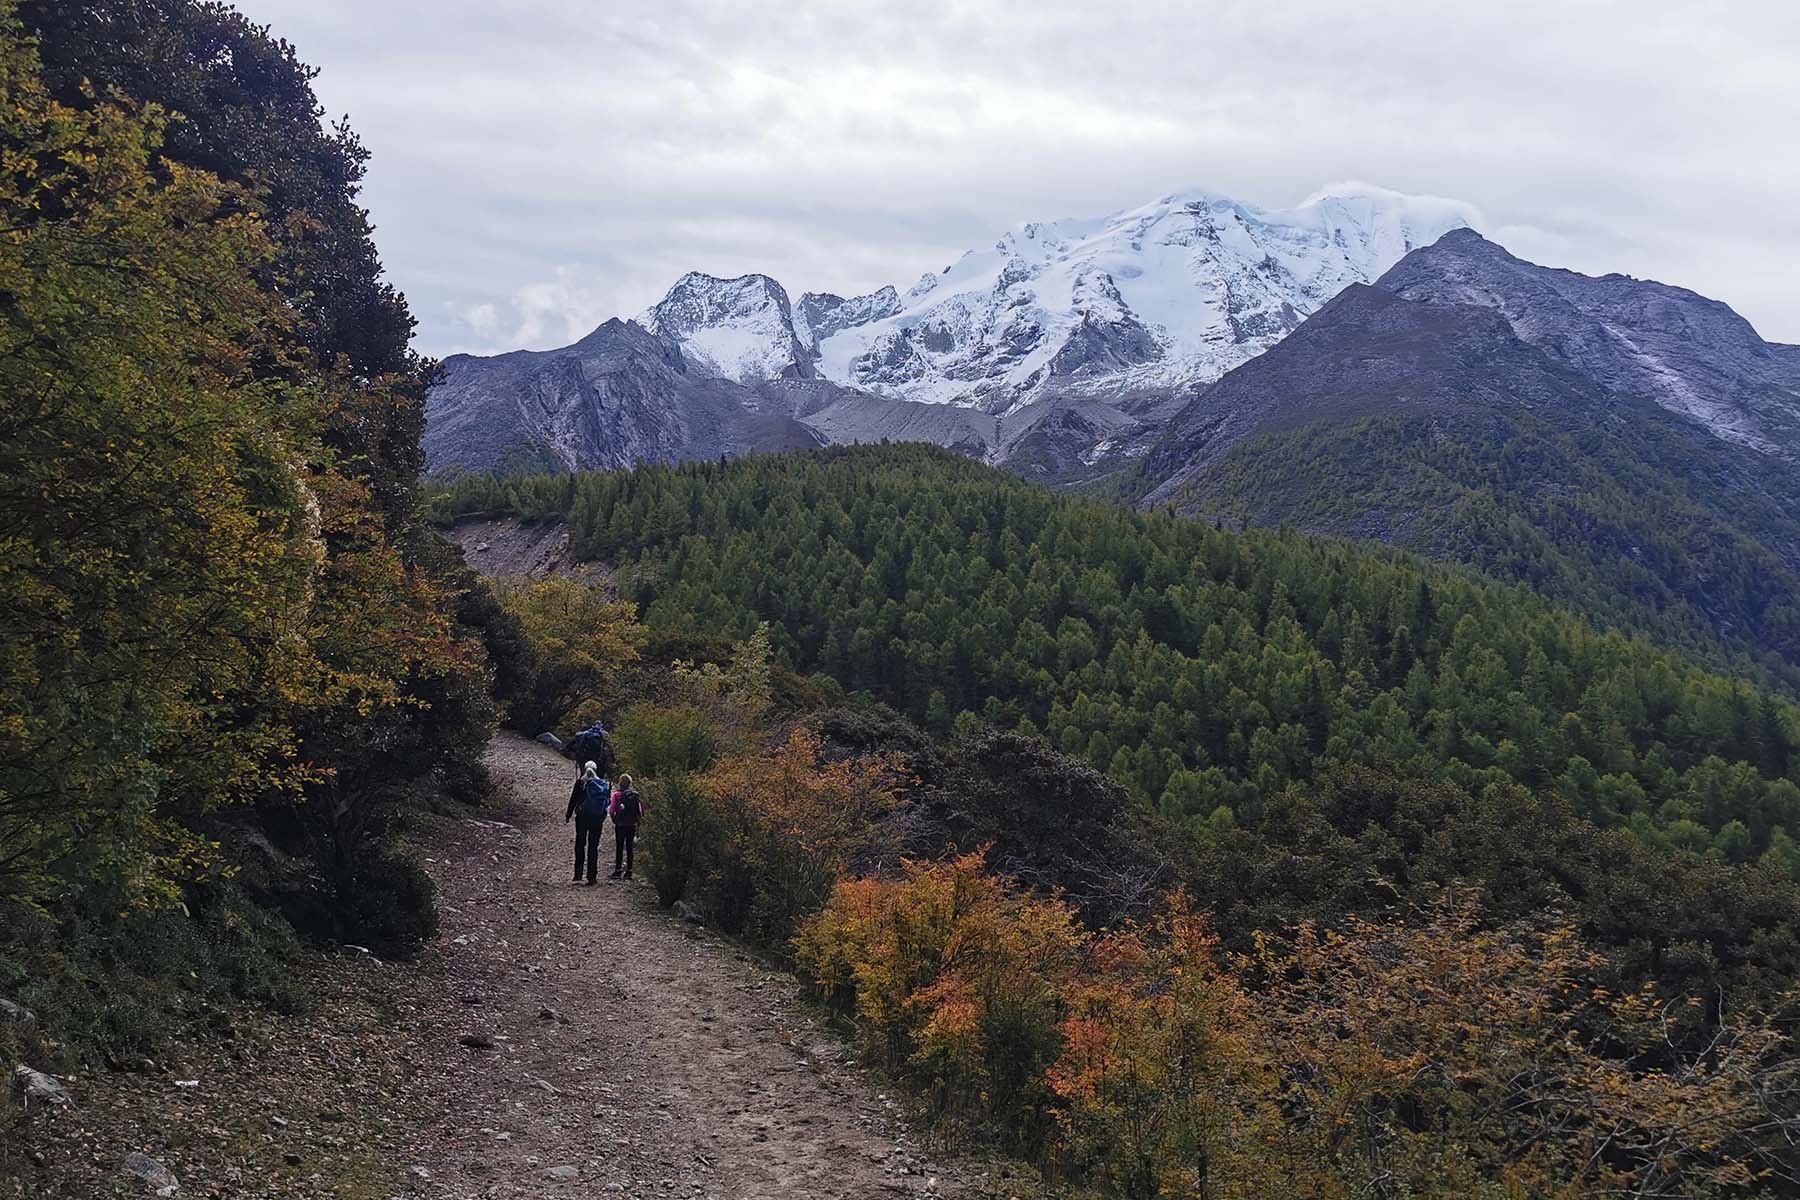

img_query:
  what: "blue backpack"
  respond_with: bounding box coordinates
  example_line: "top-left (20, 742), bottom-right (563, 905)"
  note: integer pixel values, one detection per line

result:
top-left (579, 778), bottom-right (611, 821)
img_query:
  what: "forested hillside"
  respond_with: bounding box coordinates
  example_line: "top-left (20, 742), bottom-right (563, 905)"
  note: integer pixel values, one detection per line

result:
top-left (431, 446), bottom-right (1800, 864)
top-left (430, 445), bottom-right (1800, 1002)
top-left (1130, 235), bottom-right (1800, 691)
top-left (428, 446), bottom-right (1800, 1194)
top-left (1165, 404), bottom-right (1800, 686)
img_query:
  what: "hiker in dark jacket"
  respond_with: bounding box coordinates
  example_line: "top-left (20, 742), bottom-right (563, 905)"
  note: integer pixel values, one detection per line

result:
top-left (609, 773), bottom-right (642, 880)
top-left (570, 721), bottom-right (613, 775)
top-left (566, 761), bottom-right (610, 885)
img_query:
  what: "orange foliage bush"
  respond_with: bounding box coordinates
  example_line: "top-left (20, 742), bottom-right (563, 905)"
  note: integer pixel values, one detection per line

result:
top-left (1048, 894), bottom-right (1272, 1198)
top-left (694, 726), bottom-right (907, 948)
top-left (794, 851), bottom-right (1085, 1137)
top-left (799, 866), bottom-right (1798, 1198)
top-left (1240, 896), bottom-right (1796, 1199)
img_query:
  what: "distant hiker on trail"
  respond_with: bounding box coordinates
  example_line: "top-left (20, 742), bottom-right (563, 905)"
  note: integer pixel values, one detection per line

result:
top-left (609, 773), bottom-right (642, 881)
top-left (566, 761), bottom-right (611, 885)
top-left (570, 721), bottom-right (613, 776)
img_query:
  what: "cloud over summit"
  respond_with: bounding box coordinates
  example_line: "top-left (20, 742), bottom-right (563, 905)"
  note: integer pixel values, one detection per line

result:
top-left (235, 0), bottom-right (1800, 356)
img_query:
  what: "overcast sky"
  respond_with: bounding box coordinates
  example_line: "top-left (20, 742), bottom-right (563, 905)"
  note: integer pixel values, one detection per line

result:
top-left (234, 0), bottom-right (1799, 357)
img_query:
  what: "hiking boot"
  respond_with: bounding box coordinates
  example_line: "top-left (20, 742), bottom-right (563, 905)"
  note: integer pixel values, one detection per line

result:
top-left (623, 870), bottom-right (633, 880)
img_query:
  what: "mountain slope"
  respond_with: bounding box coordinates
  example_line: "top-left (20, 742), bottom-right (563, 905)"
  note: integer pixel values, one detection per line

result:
top-left (1378, 229), bottom-right (1800, 455)
top-left (423, 319), bottom-right (826, 474)
top-left (1137, 232), bottom-right (1800, 677)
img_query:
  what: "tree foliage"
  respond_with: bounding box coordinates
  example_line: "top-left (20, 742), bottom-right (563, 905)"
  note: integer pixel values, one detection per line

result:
top-left (0, 7), bottom-right (495, 1062)
top-left (496, 575), bottom-right (645, 732)
top-left (23, 0), bottom-right (434, 527)
top-left (799, 867), bottom-right (1798, 1198)
top-left (0, 13), bottom-right (319, 906)
top-left (1171, 404), bottom-right (1800, 691)
top-left (689, 726), bottom-right (906, 949)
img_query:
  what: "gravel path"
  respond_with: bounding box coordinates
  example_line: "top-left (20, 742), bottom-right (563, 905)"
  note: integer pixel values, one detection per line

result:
top-left (5, 733), bottom-right (1014, 1198)
top-left (399, 732), bottom-right (995, 1199)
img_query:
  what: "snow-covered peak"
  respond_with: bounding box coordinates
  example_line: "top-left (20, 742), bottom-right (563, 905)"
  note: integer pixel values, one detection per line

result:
top-left (638, 272), bottom-right (813, 383)
top-left (632, 184), bottom-right (1477, 413)
top-left (812, 184), bottom-right (1478, 412)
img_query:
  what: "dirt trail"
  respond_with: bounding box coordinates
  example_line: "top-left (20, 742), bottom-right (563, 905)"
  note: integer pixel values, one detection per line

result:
top-left (403, 733), bottom-right (996, 1199)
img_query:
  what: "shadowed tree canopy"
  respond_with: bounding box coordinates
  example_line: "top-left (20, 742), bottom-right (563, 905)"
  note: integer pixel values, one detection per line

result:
top-left (22, 0), bottom-right (433, 526)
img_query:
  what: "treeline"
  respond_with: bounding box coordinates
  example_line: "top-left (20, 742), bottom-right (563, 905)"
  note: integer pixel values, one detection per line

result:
top-left (0, 3), bottom-right (518, 1065)
top-left (426, 445), bottom-right (1800, 875)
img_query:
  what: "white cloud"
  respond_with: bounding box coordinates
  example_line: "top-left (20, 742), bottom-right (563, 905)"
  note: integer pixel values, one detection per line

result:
top-left (234, 0), bottom-right (1800, 353)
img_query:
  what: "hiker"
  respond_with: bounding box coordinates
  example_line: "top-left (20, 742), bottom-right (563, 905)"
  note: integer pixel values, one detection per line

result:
top-left (609, 773), bottom-right (642, 880)
top-left (565, 761), bottom-right (610, 885)
top-left (570, 720), bottom-right (613, 776)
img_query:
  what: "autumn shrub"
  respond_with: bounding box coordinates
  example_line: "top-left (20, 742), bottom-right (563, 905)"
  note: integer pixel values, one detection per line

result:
top-left (1047, 895), bottom-right (1269, 1199)
top-left (615, 702), bottom-right (718, 780)
top-left (1235, 897), bottom-right (1799, 1199)
top-left (696, 727), bottom-right (906, 952)
top-left (795, 852), bottom-right (1085, 1142)
top-left (669, 623), bottom-right (776, 749)
top-left (640, 774), bottom-right (720, 909)
top-left (497, 575), bottom-right (647, 733)
top-left (797, 853), bottom-right (1800, 1198)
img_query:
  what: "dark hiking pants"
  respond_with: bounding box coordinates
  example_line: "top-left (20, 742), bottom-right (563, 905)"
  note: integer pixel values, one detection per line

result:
top-left (574, 817), bottom-right (604, 882)
top-left (613, 825), bottom-right (636, 876)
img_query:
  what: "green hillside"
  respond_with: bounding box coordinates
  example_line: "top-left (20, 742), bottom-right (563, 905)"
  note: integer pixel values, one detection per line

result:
top-left (429, 444), bottom-right (1800, 868)
top-left (1165, 405), bottom-right (1800, 691)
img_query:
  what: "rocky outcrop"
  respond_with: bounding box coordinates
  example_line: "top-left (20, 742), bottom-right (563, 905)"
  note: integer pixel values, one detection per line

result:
top-left (423, 319), bottom-right (825, 475)
top-left (1378, 229), bottom-right (1800, 456)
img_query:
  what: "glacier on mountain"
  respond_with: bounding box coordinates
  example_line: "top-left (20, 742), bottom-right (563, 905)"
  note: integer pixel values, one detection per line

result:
top-left (811, 183), bottom-right (1479, 413)
top-left (639, 183), bottom-right (1478, 416)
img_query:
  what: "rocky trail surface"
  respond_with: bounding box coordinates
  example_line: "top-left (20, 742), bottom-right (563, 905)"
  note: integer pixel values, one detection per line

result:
top-left (9, 735), bottom-right (1015, 1199)
top-left (406, 733), bottom-right (997, 1199)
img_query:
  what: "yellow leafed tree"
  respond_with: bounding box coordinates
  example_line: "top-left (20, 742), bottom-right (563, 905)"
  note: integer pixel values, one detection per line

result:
top-left (0, 13), bottom-right (321, 907)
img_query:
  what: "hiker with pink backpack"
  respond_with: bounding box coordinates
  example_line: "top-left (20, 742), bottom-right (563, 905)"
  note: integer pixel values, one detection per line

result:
top-left (608, 773), bottom-right (643, 880)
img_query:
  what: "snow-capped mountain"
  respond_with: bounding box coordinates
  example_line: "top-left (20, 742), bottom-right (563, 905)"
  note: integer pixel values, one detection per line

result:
top-left (636, 273), bottom-right (816, 383)
top-left (639, 183), bottom-right (1477, 416)
top-left (812, 184), bottom-right (1478, 412)
top-left (427, 183), bottom-right (1480, 481)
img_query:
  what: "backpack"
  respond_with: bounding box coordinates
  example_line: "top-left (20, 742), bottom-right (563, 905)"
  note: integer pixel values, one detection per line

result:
top-left (615, 788), bottom-right (642, 827)
top-left (579, 778), bottom-right (611, 821)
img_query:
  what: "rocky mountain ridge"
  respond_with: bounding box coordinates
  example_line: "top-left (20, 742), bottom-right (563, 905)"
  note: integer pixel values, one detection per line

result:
top-left (1132, 228), bottom-right (1800, 674)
